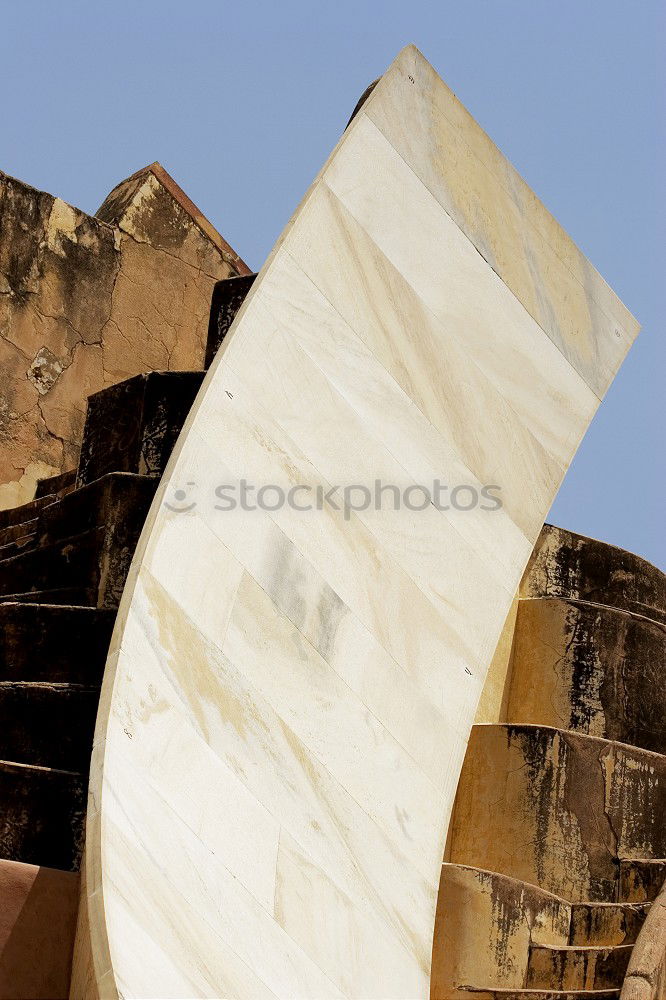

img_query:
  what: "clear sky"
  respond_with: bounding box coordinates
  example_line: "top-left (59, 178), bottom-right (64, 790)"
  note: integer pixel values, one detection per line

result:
top-left (1, 1), bottom-right (663, 567)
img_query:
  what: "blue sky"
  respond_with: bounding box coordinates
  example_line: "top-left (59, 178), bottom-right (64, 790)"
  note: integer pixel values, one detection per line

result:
top-left (1, 1), bottom-right (663, 566)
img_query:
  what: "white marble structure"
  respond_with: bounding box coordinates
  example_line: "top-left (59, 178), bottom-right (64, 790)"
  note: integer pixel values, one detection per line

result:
top-left (72, 46), bottom-right (639, 999)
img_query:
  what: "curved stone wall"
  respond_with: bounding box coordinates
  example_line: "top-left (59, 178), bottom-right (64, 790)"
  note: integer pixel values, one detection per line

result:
top-left (448, 724), bottom-right (666, 903)
top-left (521, 524), bottom-right (666, 623)
top-left (507, 597), bottom-right (665, 753)
top-left (72, 46), bottom-right (639, 998)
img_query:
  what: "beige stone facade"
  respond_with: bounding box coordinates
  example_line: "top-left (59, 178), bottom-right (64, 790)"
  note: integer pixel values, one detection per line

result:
top-left (0, 162), bottom-right (248, 509)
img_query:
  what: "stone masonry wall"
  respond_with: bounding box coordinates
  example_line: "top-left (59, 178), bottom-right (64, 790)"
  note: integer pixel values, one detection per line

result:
top-left (0, 162), bottom-right (249, 508)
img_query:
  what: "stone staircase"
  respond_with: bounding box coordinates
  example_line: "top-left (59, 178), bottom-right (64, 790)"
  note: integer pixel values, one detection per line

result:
top-left (0, 273), bottom-right (257, 892)
top-left (433, 527), bottom-right (666, 998)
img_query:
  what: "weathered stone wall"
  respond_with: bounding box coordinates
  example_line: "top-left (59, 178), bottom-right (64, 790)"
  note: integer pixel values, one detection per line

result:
top-left (0, 163), bottom-right (248, 508)
top-left (437, 523), bottom-right (664, 997)
top-left (431, 864), bottom-right (571, 995)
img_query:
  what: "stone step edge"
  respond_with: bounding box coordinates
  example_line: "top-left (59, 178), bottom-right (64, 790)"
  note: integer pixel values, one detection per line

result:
top-left (0, 600), bottom-right (113, 612)
top-left (0, 495), bottom-right (59, 531)
top-left (455, 988), bottom-right (620, 997)
top-left (443, 861), bottom-right (659, 911)
top-left (0, 590), bottom-right (100, 606)
top-left (442, 861), bottom-right (571, 906)
top-left (0, 757), bottom-right (84, 779)
top-left (518, 594), bottom-right (666, 631)
top-left (529, 943), bottom-right (633, 954)
top-left (471, 721), bottom-right (666, 764)
top-left (0, 681), bottom-right (100, 691)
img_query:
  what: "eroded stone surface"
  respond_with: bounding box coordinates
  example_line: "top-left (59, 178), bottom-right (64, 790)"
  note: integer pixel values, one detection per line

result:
top-left (570, 902), bottom-right (649, 947)
top-left (527, 942), bottom-right (631, 990)
top-left (0, 164), bottom-right (247, 509)
top-left (0, 761), bottom-right (84, 871)
top-left (0, 603), bottom-right (114, 685)
top-left (0, 473), bottom-right (157, 607)
top-left (507, 598), bottom-right (666, 754)
top-left (205, 272), bottom-right (257, 367)
top-left (449, 725), bottom-right (666, 902)
top-left (521, 524), bottom-right (666, 625)
top-left (76, 372), bottom-right (205, 486)
top-left (431, 863), bottom-right (570, 995)
top-left (620, 861), bottom-right (666, 904)
top-left (457, 992), bottom-right (620, 999)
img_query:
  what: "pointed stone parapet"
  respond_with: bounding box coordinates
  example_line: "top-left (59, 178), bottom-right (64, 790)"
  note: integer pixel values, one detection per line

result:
top-left (96, 161), bottom-right (250, 278)
top-left (0, 163), bottom-right (248, 510)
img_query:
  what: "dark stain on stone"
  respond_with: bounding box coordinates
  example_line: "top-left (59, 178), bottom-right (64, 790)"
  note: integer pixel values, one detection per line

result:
top-left (562, 733), bottom-right (617, 902)
top-left (0, 760), bottom-right (85, 872)
top-left (205, 272), bottom-right (257, 367)
top-left (523, 524), bottom-right (666, 625)
top-left (510, 726), bottom-right (556, 888)
top-left (77, 371), bottom-right (204, 486)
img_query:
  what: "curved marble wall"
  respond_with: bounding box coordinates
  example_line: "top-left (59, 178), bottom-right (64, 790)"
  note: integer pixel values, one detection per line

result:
top-left (73, 45), bottom-right (639, 998)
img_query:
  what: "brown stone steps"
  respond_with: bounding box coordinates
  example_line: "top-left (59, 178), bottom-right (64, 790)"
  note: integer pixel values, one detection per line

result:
top-left (0, 587), bottom-right (99, 607)
top-left (0, 682), bottom-right (99, 771)
top-left (526, 943), bottom-right (631, 991)
top-left (453, 988), bottom-right (620, 999)
top-left (0, 603), bottom-right (115, 685)
top-left (34, 468), bottom-right (76, 499)
top-left (442, 527), bottom-right (666, 996)
top-left (569, 901), bottom-right (649, 946)
top-left (0, 368), bottom-right (215, 884)
top-left (619, 859), bottom-right (666, 903)
top-left (448, 725), bottom-right (666, 903)
top-left (0, 527), bottom-right (118, 609)
top-left (0, 531), bottom-right (37, 562)
top-left (522, 524), bottom-right (666, 626)
top-left (432, 863), bottom-right (571, 995)
top-left (0, 760), bottom-right (84, 872)
top-left (36, 471), bottom-right (157, 548)
top-left (0, 493), bottom-right (59, 533)
top-left (1, 472), bottom-right (156, 557)
top-left (0, 474), bottom-right (157, 608)
top-left (76, 371), bottom-right (205, 487)
top-left (0, 518), bottom-right (38, 549)
top-left (506, 598), bottom-right (666, 755)
top-left (432, 862), bottom-right (649, 996)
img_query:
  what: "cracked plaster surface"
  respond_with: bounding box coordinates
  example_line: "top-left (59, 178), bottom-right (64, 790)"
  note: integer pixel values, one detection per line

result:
top-left (0, 168), bottom-right (242, 508)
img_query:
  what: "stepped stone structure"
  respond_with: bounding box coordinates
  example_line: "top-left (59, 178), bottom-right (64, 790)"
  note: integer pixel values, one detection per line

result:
top-left (0, 44), bottom-right (662, 1000)
top-left (435, 525), bottom-right (666, 995)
